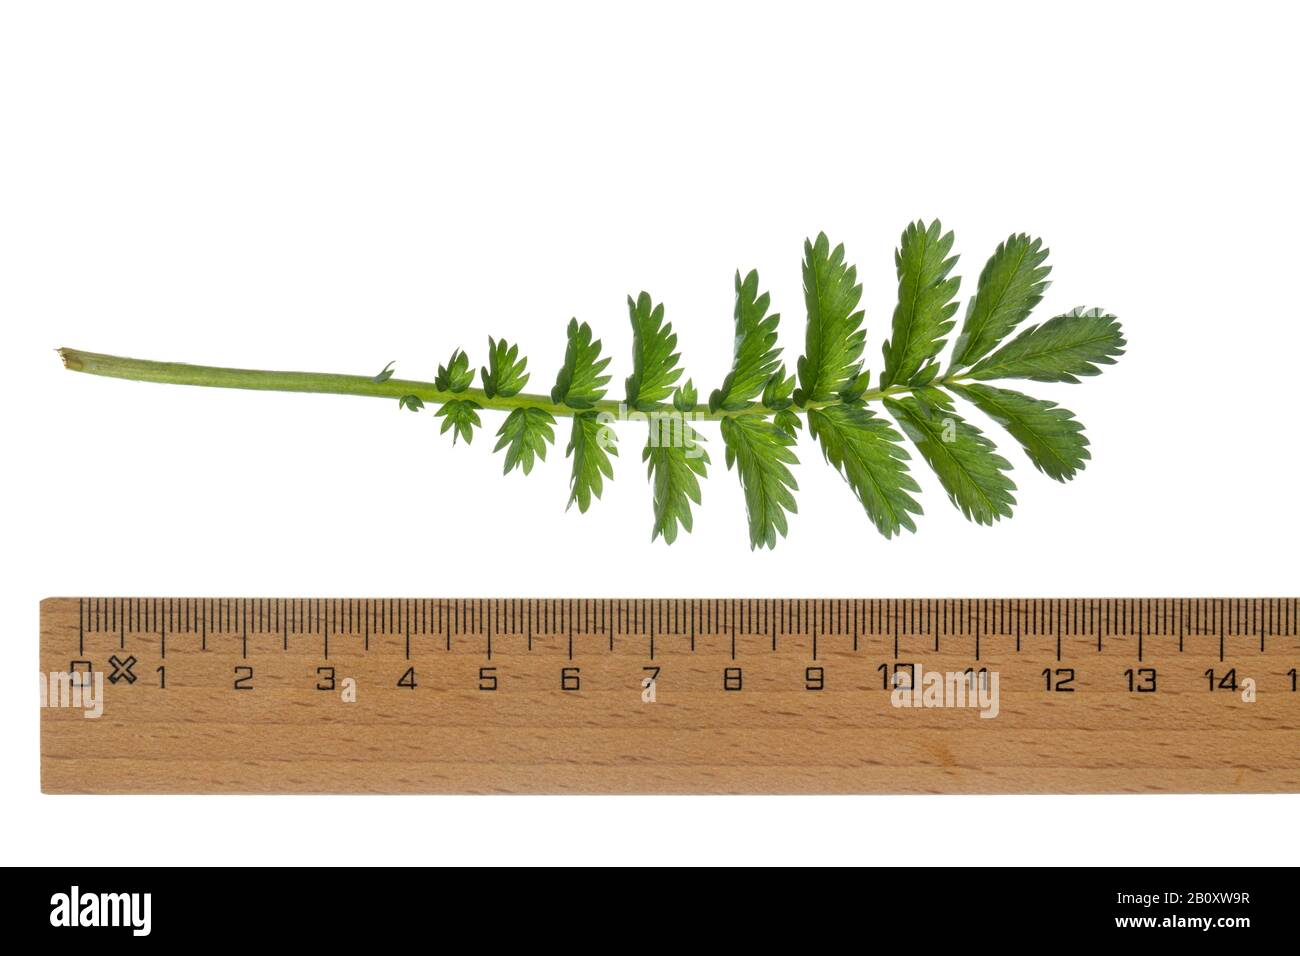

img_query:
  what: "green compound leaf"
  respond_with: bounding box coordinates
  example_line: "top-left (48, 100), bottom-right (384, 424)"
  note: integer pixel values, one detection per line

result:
top-left (434, 349), bottom-right (474, 393)
top-left (968, 307), bottom-right (1125, 383)
top-left (481, 337), bottom-right (530, 399)
top-left (950, 382), bottom-right (1089, 482)
top-left (625, 292), bottom-right (682, 410)
top-left (565, 411), bottom-right (618, 512)
top-left (58, 218), bottom-right (1127, 549)
top-left (551, 319), bottom-right (612, 408)
top-left (720, 414), bottom-right (799, 550)
top-left (796, 233), bottom-right (866, 404)
top-left (494, 406), bottom-right (556, 475)
top-left (435, 398), bottom-right (481, 445)
top-left (710, 269), bottom-right (782, 412)
top-left (643, 418), bottom-right (709, 543)
top-left (808, 403), bottom-right (921, 538)
top-left (879, 219), bottom-right (961, 388)
top-left (885, 395), bottom-right (1016, 525)
top-left (949, 233), bottom-right (1051, 371)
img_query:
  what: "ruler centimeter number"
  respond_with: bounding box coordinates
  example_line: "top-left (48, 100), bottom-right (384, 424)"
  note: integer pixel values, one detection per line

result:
top-left (40, 597), bottom-right (1300, 794)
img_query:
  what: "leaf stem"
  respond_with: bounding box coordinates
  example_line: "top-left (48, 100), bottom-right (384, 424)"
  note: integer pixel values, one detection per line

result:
top-left (58, 348), bottom-right (960, 421)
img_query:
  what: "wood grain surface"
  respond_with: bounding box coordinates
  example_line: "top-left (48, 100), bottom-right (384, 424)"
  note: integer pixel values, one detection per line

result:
top-left (39, 597), bottom-right (1300, 793)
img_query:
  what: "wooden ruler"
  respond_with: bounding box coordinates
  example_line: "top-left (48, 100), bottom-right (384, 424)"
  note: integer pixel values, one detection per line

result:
top-left (39, 597), bottom-right (1300, 794)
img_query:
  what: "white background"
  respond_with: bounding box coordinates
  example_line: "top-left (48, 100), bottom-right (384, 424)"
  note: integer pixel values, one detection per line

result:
top-left (3, 1), bottom-right (1297, 865)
